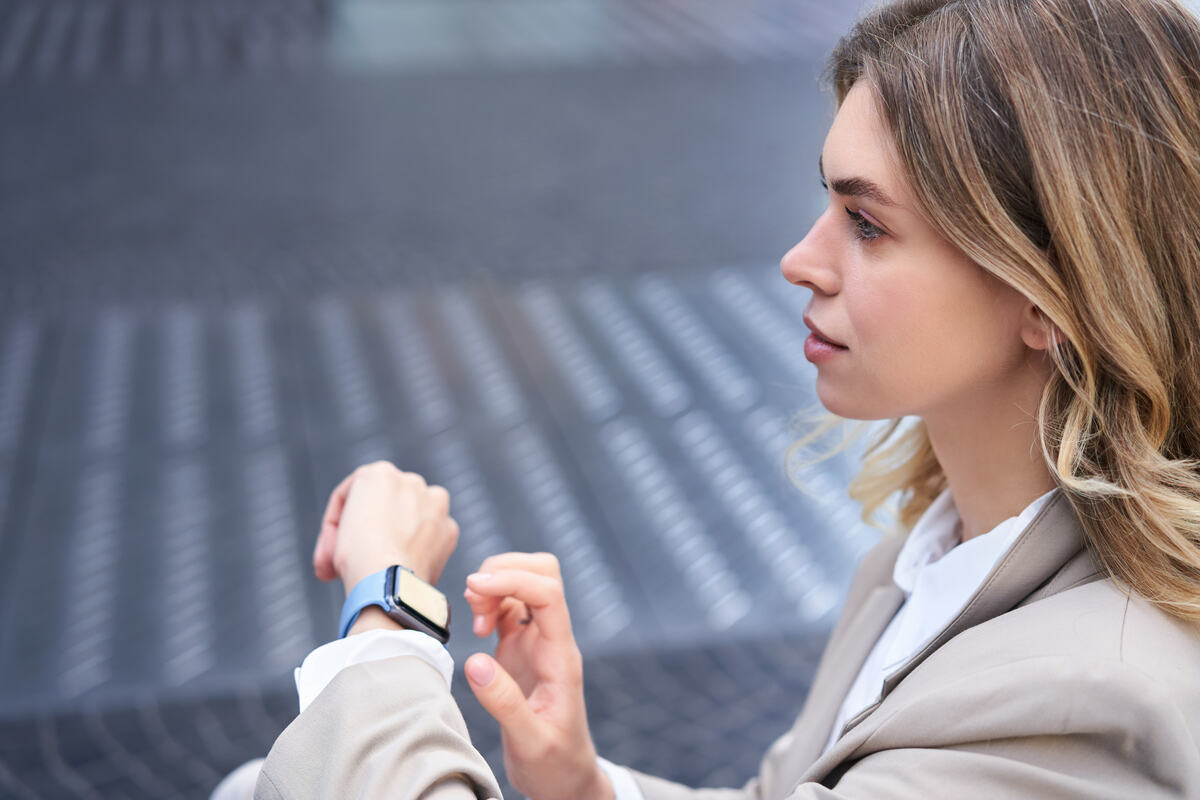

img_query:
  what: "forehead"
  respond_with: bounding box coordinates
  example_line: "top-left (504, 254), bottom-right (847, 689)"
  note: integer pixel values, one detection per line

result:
top-left (821, 83), bottom-right (909, 201)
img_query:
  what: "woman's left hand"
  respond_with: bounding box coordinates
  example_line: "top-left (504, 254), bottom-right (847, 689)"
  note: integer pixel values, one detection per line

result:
top-left (462, 552), bottom-right (612, 800)
top-left (312, 461), bottom-right (459, 594)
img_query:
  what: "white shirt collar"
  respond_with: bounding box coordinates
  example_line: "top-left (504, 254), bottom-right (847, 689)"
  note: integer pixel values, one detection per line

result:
top-left (892, 486), bottom-right (1058, 596)
top-left (880, 485), bottom-right (1059, 673)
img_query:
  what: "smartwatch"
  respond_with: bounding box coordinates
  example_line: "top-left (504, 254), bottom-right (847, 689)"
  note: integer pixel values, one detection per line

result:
top-left (339, 565), bottom-right (451, 642)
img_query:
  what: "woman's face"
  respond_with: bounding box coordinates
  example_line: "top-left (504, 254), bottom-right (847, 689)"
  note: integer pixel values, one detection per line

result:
top-left (781, 82), bottom-right (1041, 422)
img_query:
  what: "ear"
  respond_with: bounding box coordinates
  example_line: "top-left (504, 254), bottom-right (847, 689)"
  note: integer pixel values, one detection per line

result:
top-left (1019, 303), bottom-right (1060, 351)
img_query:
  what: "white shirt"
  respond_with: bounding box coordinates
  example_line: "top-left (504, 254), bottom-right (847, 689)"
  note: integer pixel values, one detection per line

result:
top-left (293, 487), bottom-right (1056, 800)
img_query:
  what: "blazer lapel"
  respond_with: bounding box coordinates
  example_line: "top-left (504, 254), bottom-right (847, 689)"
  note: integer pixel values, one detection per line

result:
top-left (798, 489), bottom-right (1088, 785)
top-left (784, 582), bottom-right (904, 774)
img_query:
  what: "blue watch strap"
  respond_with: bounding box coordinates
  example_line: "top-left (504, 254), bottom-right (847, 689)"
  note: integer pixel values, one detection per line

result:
top-left (339, 567), bottom-right (392, 639)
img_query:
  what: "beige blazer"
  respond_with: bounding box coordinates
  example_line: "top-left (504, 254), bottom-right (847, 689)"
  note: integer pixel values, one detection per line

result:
top-left (255, 491), bottom-right (1200, 799)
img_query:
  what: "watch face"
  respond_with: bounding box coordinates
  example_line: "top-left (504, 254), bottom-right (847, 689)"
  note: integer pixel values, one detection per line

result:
top-left (396, 570), bottom-right (450, 630)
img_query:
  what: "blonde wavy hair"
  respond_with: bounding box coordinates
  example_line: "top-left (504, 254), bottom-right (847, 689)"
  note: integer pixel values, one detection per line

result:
top-left (791, 0), bottom-right (1200, 621)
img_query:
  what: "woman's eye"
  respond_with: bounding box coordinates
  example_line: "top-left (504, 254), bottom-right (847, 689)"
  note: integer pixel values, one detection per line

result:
top-left (845, 207), bottom-right (884, 241)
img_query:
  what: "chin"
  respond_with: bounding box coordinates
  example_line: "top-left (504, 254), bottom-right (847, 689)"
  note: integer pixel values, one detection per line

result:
top-left (814, 380), bottom-right (895, 422)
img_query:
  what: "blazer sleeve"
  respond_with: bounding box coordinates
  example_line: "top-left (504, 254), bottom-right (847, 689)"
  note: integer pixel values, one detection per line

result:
top-left (255, 655), bottom-right (503, 800)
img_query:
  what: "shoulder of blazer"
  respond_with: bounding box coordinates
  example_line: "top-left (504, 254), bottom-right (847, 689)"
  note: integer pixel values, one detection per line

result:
top-left (916, 576), bottom-right (1200, 681)
top-left (814, 579), bottom-right (1200, 795)
top-left (889, 577), bottom-right (1200, 752)
top-left (1019, 578), bottom-right (1200, 693)
top-left (807, 578), bottom-right (1200, 791)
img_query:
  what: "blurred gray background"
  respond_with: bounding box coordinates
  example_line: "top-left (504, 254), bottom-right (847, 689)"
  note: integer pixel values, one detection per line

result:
top-left (0, 0), bottom-right (903, 797)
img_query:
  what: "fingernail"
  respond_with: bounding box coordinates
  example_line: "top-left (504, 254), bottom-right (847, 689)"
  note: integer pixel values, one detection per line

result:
top-left (466, 656), bottom-right (495, 687)
top-left (466, 572), bottom-right (492, 585)
top-left (473, 615), bottom-right (485, 635)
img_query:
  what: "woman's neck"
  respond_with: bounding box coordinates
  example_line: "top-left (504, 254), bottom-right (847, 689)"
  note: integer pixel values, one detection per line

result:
top-left (924, 382), bottom-right (1057, 543)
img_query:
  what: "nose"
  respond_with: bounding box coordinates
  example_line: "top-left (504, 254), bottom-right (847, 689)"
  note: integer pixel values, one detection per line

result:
top-left (780, 209), bottom-right (841, 296)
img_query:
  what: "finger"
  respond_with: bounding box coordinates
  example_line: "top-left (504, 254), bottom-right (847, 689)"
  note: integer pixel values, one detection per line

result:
top-left (495, 598), bottom-right (536, 639)
top-left (464, 589), bottom-right (527, 638)
top-left (464, 588), bottom-right (504, 633)
top-left (313, 471), bottom-right (357, 581)
top-left (464, 653), bottom-right (542, 742)
top-left (489, 598), bottom-right (531, 639)
top-left (464, 587), bottom-right (505, 616)
top-left (427, 484), bottom-right (450, 516)
top-left (465, 570), bottom-right (572, 643)
top-left (400, 468), bottom-right (427, 488)
top-left (478, 552), bottom-right (562, 579)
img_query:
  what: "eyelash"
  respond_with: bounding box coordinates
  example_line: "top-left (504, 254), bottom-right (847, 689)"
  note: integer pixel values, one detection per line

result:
top-left (820, 177), bottom-right (885, 242)
top-left (845, 207), bottom-right (884, 241)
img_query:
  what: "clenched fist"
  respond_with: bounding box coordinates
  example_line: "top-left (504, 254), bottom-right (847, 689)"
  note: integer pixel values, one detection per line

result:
top-left (312, 461), bottom-right (459, 596)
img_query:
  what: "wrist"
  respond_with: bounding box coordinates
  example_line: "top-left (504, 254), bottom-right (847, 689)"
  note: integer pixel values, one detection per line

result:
top-left (340, 553), bottom-right (427, 596)
top-left (338, 564), bottom-right (452, 642)
top-left (345, 605), bottom-right (405, 636)
top-left (565, 763), bottom-right (612, 800)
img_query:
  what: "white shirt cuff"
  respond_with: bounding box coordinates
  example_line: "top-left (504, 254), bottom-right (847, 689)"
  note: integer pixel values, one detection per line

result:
top-left (293, 628), bottom-right (455, 713)
top-left (597, 757), bottom-right (646, 800)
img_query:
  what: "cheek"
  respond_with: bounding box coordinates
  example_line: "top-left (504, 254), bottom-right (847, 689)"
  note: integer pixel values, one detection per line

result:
top-left (843, 271), bottom-right (1012, 410)
top-left (810, 275), bottom-right (927, 417)
top-left (845, 270), bottom-right (938, 358)
top-left (849, 281), bottom-right (935, 397)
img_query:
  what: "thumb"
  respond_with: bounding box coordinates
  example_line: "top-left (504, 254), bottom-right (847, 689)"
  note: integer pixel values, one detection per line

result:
top-left (465, 653), bottom-right (540, 740)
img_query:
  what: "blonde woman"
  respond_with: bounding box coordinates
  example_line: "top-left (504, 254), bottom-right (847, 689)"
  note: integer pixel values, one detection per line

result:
top-left (228, 0), bottom-right (1200, 797)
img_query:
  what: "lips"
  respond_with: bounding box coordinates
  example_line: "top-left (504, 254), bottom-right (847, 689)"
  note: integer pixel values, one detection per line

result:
top-left (803, 315), bottom-right (847, 348)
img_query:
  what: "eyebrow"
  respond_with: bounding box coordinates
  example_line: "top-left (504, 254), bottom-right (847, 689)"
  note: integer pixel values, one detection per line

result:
top-left (818, 155), bottom-right (899, 207)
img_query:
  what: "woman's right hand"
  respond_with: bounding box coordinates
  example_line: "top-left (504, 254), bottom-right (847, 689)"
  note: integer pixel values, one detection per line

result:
top-left (462, 553), bottom-right (614, 800)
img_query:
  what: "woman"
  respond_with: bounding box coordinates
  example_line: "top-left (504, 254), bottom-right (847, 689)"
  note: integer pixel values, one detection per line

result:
top-left (233, 0), bottom-right (1200, 797)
